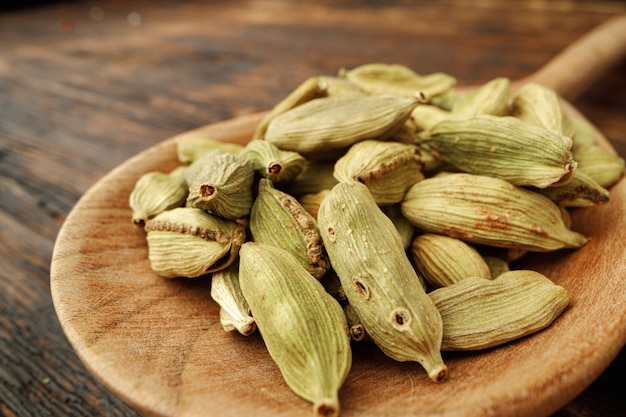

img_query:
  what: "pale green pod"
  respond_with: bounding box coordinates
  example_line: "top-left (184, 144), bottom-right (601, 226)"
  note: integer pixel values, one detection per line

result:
top-left (239, 242), bottom-right (352, 417)
top-left (318, 181), bottom-right (447, 383)
top-left (428, 270), bottom-right (570, 351)
top-left (410, 233), bottom-right (492, 288)
top-left (176, 136), bottom-right (244, 164)
top-left (240, 139), bottom-right (306, 185)
top-left (185, 150), bottom-right (255, 220)
top-left (451, 77), bottom-right (510, 118)
top-left (264, 94), bottom-right (420, 157)
top-left (419, 115), bottom-right (576, 188)
top-left (340, 63), bottom-right (456, 101)
top-left (144, 207), bottom-right (246, 278)
top-left (401, 173), bottom-right (587, 251)
top-left (210, 261), bottom-right (256, 336)
top-left (253, 76), bottom-right (327, 140)
top-left (573, 144), bottom-right (626, 188)
top-left (343, 302), bottom-right (367, 342)
top-left (333, 140), bottom-right (424, 205)
top-left (569, 118), bottom-right (599, 148)
top-left (411, 104), bottom-right (452, 132)
top-left (536, 169), bottom-right (610, 207)
top-left (510, 82), bottom-right (564, 135)
top-left (250, 179), bottom-right (330, 279)
top-left (129, 166), bottom-right (188, 225)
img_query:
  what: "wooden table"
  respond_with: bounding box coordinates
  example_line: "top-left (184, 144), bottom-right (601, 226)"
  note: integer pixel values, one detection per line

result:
top-left (1, 1), bottom-right (625, 416)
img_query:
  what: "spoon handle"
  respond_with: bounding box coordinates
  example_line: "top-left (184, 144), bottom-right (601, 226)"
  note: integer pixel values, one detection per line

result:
top-left (520, 14), bottom-right (626, 101)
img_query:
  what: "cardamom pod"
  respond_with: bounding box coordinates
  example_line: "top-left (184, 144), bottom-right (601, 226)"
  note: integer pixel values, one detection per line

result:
top-left (250, 179), bottom-right (330, 279)
top-left (418, 115), bottom-right (576, 188)
top-left (185, 150), bottom-right (255, 220)
top-left (400, 173), bottom-right (587, 251)
top-left (451, 77), bottom-right (510, 118)
top-left (239, 242), bottom-right (352, 417)
top-left (381, 204), bottom-right (416, 250)
top-left (482, 255), bottom-right (510, 279)
top-left (428, 270), bottom-right (570, 350)
top-left (129, 166), bottom-right (188, 225)
top-left (297, 189), bottom-right (331, 219)
top-left (573, 144), bottom-right (626, 188)
top-left (253, 76), bottom-right (327, 140)
top-left (410, 233), bottom-right (492, 288)
top-left (240, 139), bottom-right (306, 185)
top-left (318, 181), bottom-right (447, 383)
top-left (333, 139), bottom-right (424, 205)
top-left (510, 82), bottom-right (564, 134)
top-left (536, 169), bottom-right (610, 207)
top-left (210, 261), bottom-right (256, 336)
top-left (264, 94), bottom-right (420, 157)
top-left (317, 75), bottom-right (366, 97)
top-left (340, 63), bottom-right (456, 101)
top-left (144, 207), bottom-right (245, 278)
top-left (411, 104), bottom-right (452, 132)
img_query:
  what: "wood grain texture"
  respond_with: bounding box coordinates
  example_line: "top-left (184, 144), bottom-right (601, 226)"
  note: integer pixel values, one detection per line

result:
top-left (2, 0), bottom-right (626, 416)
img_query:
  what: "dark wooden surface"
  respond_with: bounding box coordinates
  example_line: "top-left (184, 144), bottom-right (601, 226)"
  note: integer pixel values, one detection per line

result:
top-left (1, 1), bottom-right (625, 416)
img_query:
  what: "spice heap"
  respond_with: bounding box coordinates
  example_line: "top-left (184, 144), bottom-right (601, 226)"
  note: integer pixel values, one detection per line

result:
top-left (129, 63), bottom-right (625, 417)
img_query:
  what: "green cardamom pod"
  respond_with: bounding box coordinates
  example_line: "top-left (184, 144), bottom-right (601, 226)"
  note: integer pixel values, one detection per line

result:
top-left (451, 77), bottom-right (510, 118)
top-left (428, 270), bottom-right (570, 351)
top-left (250, 179), bottom-right (330, 279)
top-left (185, 150), bottom-right (255, 220)
top-left (264, 94), bottom-right (420, 157)
top-left (240, 139), bottom-right (306, 185)
top-left (401, 173), bottom-right (587, 251)
top-left (573, 144), bottom-right (625, 188)
top-left (144, 207), bottom-right (245, 278)
top-left (176, 136), bottom-right (244, 164)
top-left (419, 115), bottom-right (576, 188)
top-left (239, 242), bottom-right (352, 417)
top-left (410, 233), bottom-right (492, 288)
top-left (333, 139), bottom-right (424, 205)
top-left (210, 261), bottom-right (256, 336)
top-left (318, 181), bottom-right (447, 382)
top-left (129, 166), bottom-right (188, 225)
top-left (510, 82), bottom-right (565, 134)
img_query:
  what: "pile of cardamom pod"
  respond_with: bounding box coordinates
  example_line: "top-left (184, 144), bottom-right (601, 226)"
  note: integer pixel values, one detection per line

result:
top-left (129, 63), bottom-right (625, 417)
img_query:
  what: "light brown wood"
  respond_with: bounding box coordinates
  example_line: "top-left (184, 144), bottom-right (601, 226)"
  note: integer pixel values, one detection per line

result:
top-left (50, 16), bottom-right (626, 417)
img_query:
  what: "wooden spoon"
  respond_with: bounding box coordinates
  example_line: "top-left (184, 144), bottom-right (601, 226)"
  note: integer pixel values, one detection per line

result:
top-left (51, 15), bottom-right (626, 417)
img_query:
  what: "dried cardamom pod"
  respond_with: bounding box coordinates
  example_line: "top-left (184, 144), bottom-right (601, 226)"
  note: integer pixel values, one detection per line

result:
top-left (176, 136), bottom-right (244, 164)
top-left (239, 242), bottom-right (352, 417)
top-left (250, 179), bottom-right (330, 279)
top-left (253, 76), bottom-right (327, 140)
top-left (536, 169), bottom-right (610, 208)
top-left (318, 181), bottom-right (447, 383)
top-left (129, 166), bottom-right (188, 225)
top-left (401, 173), bottom-right (587, 251)
top-left (510, 82), bottom-right (565, 134)
top-left (428, 270), bottom-right (570, 351)
top-left (419, 115), bottom-right (576, 188)
top-left (240, 139), bottom-right (306, 185)
top-left (411, 104), bottom-right (452, 132)
top-left (410, 233), bottom-right (492, 288)
top-left (451, 77), bottom-right (510, 118)
top-left (340, 63), bottom-right (456, 101)
top-left (573, 144), bottom-right (626, 188)
top-left (144, 207), bottom-right (245, 278)
top-left (569, 118), bottom-right (600, 148)
top-left (210, 261), bottom-right (256, 336)
top-left (264, 94), bottom-right (420, 157)
top-left (185, 150), bottom-right (255, 220)
top-left (333, 139), bottom-right (424, 205)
